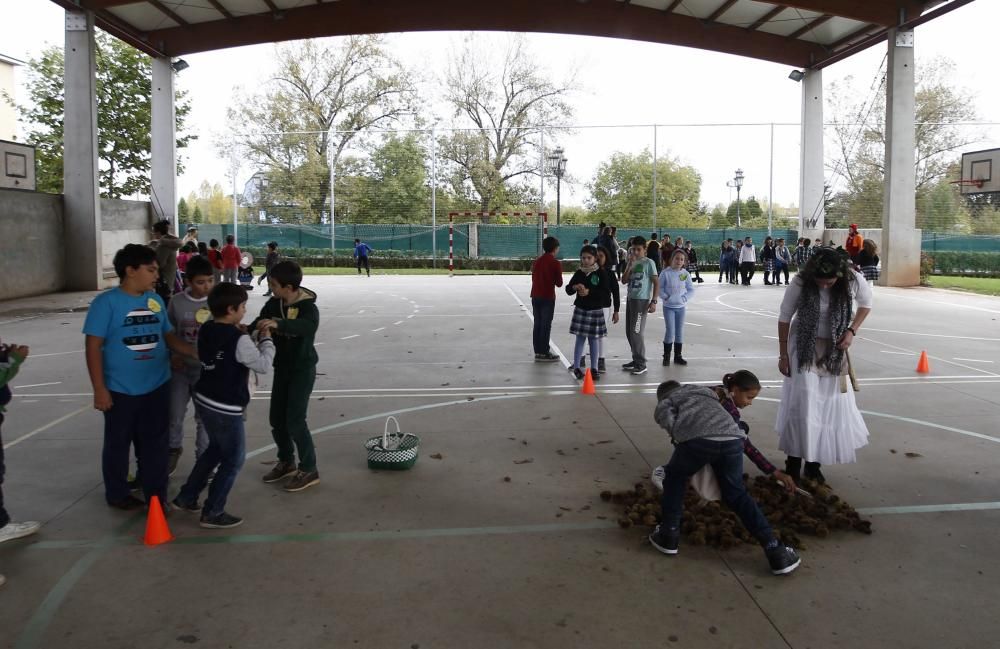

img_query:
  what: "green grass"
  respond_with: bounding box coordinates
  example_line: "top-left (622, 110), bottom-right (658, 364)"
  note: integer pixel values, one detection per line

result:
top-left (927, 275), bottom-right (1000, 296)
top-left (302, 267), bottom-right (530, 276)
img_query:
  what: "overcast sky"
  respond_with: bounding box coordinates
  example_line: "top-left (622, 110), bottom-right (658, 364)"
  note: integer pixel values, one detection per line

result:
top-left (2, 0), bottom-right (997, 212)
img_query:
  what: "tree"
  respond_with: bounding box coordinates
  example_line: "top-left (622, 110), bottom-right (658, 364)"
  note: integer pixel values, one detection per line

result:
top-left (7, 31), bottom-right (193, 197)
top-left (192, 204), bottom-right (203, 223)
top-left (178, 197), bottom-right (192, 223)
top-left (226, 36), bottom-right (416, 224)
top-left (438, 34), bottom-right (576, 216)
top-left (586, 150), bottom-right (703, 228)
top-left (826, 57), bottom-right (978, 231)
top-left (360, 134), bottom-right (430, 223)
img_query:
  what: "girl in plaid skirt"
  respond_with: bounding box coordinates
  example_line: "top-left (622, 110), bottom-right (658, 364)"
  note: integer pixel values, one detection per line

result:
top-left (856, 239), bottom-right (880, 286)
top-left (566, 245), bottom-right (612, 381)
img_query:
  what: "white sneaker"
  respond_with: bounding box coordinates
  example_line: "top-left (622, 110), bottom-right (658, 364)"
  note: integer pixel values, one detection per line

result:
top-left (0, 521), bottom-right (42, 544)
top-left (651, 466), bottom-right (666, 493)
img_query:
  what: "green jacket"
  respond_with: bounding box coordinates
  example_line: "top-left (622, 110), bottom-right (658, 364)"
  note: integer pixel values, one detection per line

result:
top-left (0, 350), bottom-right (25, 413)
top-left (252, 287), bottom-right (319, 371)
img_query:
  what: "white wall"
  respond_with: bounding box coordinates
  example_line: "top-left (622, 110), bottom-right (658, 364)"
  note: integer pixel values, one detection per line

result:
top-left (0, 61), bottom-right (17, 141)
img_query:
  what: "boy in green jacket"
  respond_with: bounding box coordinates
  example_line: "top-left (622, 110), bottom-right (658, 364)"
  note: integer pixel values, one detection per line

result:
top-left (253, 261), bottom-right (321, 492)
top-left (1, 340), bottom-right (42, 584)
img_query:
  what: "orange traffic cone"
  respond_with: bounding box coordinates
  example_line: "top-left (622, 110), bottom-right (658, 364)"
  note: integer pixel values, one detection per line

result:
top-left (581, 368), bottom-right (596, 395)
top-left (916, 351), bottom-right (930, 374)
top-left (143, 495), bottom-right (174, 547)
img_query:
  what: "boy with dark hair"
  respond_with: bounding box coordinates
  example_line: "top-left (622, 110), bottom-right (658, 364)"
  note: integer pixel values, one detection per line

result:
top-left (252, 261), bottom-right (321, 492)
top-left (83, 244), bottom-right (196, 510)
top-left (646, 234), bottom-right (661, 273)
top-left (173, 283), bottom-right (275, 528)
top-left (621, 236), bottom-right (657, 375)
top-left (648, 380), bottom-right (801, 575)
top-left (530, 236), bottom-right (563, 362)
top-left (220, 234), bottom-right (241, 284)
top-left (166, 255), bottom-right (215, 475)
top-left (0, 339), bottom-right (41, 566)
top-left (149, 219), bottom-right (182, 302)
top-left (353, 239), bottom-right (373, 277)
top-left (208, 238), bottom-right (224, 285)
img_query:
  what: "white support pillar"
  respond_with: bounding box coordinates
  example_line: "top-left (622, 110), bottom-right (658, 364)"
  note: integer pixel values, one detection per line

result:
top-left (63, 10), bottom-right (102, 290)
top-left (882, 28), bottom-right (921, 287)
top-left (798, 69), bottom-right (825, 243)
top-left (151, 57), bottom-right (177, 231)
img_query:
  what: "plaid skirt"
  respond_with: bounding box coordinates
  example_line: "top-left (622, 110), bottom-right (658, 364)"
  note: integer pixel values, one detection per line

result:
top-left (569, 307), bottom-right (608, 338)
top-left (763, 259), bottom-right (775, 272)
top-left (861, 265), bottom-right (880, 281)
top-left (686, 261), bottom-right (699, 272)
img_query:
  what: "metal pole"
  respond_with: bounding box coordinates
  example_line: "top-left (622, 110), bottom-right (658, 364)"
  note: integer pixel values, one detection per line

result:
top-left (556, 177), bottom-right (561, 227)
top-left (736, 187), bottom-right (742, 228)
top-left (652, 124), bottom-right (658, 232)
top-left (768, 123), bottom-right (774, 236)
top-left (448, 213), bottom-right (454, 277)
top-left (232, 171), bottom-right (238, 245)
top-left (539, 130), bottom-right (545, 255)
top-left (329, 135), bottom-right (336, 266)
top-left (431, 127), bottom-right (437, 268)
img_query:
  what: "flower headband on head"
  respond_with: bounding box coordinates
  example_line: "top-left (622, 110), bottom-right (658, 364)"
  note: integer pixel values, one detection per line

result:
top-left (813, 249), bottom-right (849, 279)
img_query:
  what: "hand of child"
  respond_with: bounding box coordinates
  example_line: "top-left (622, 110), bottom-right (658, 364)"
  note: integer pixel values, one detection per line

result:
top-left (778, 357), bottom-right (791, 377)
top-left (836, 329), bottom-right (855, 350)
top-left (257, 319), bottom-right (278, 333)
top-left (773, 470), bottom-right (796, 493)
top-left (577, 286), bottom-right (589, 297)
top-left (93, 387), bottom-right (113, 412)
top-left (11, 345), bottom-right (29, 360)
top-left (647, 302), bottom-right (656, 314)
top-left (612, 312), bottom-right (620, 324)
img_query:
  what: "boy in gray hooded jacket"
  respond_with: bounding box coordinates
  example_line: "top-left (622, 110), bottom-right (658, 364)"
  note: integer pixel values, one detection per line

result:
top-left (649, 381), bottom-right (801, 575)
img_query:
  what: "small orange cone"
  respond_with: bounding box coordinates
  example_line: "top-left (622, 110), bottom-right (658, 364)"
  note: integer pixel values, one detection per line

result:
top-left (143, 495), bottom-right (174, 546)
top-left (916, 351), bottom-right (930, 374)
top-left (581, 368), bottom-right (596, 395)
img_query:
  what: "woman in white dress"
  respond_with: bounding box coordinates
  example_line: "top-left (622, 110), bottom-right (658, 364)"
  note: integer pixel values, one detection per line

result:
top-left (775, 247), bottom-right (872, 484)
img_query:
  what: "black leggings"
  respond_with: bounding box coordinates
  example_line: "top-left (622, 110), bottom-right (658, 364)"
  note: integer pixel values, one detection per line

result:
top-left (357, 256), bottom-right (370, 275)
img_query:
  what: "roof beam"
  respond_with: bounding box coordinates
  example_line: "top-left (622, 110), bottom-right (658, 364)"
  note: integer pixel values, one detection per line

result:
top-left (706, 0), bottom-right (739, 22)
top-left (143, 0), bottom-right (827, 65)
top-left (665, 0), bottom-right (684, 13)
top-left (777, 1), bottom-right (919, 27)
top-left (205, 0), bottom-right (234, 20)
top-left (79, 0), bottom-right (152, 9)
top-left (827, 22), bottom-right (879, 51)
top-left (747, 5), bottom-right (787, 31)
top-left (147, 0), bottom-right (189, 26)
top-left (788, 13), bottom-right (832, 39)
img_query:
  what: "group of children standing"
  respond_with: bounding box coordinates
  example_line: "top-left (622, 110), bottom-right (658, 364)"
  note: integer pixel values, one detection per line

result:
top-left (81, 243), bottom-right (322, 529)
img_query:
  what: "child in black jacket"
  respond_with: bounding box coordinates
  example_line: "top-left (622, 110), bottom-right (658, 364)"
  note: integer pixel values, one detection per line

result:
top-left (566, 245), bottom-right (611, 381)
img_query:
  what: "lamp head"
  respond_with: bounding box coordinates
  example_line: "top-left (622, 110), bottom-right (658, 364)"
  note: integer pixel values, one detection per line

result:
top-left (788, 69), bottom-right (805, 82)
top-left (171, 58), bottom-right (190, 72)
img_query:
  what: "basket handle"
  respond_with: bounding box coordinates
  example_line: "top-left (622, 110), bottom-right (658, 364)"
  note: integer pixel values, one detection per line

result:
top-left (383, 416), bottom-right (401, 447)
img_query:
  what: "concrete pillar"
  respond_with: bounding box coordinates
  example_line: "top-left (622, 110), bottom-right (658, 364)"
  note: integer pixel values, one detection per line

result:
top-left (798, 69), bottom-right (825, 243)
top-left (63, 10), bottom-right (102, 290)
top-left (882, 28), bottom-right (921, 287)
top-left (151, 57), bottom-right (177, 231)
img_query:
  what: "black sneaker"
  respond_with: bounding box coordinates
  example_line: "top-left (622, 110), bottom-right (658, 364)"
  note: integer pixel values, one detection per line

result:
top-left (262, 461), bottom-right (297, 483)
top-left (597, 358), bottom-right (606, 373)
top-left (199, 512), bottom-right (243, 529)
top-left (765, 543), bottom-right (802, 575)
top-left (572, 367), bottom-right (585, 380)
top-left (172, 496), bottom-right (202, 513)
top-left (108, 495), bottom-right (145, 511)
top-left (534, 353), bottom-right (547, 362)
top-left (167, 448), bottom-right (182, 477)
top-left (649, 525), bottom-right (680, 555)
top-left (535, 353), bottom-right (559, 363)
top-left (630, 365), bottom-right (648, 375)
top-left (591, 370), bottom-right (601, 383)
top-left (284, 470), bottom-right (320, 493)
top-left (621, 361), bottom-right (637, 371)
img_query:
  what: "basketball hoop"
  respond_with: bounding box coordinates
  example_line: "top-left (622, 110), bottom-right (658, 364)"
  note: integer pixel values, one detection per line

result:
top-left (950, 178), bottom-right (985, 189)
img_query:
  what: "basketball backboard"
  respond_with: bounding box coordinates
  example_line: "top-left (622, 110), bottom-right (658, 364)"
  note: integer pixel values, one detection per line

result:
top-left (959, 148), bottom-right (1000, 194)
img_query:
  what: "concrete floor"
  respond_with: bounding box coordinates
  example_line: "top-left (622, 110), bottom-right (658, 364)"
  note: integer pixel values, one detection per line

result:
top-left (0, 274), bottom-right (998, 649)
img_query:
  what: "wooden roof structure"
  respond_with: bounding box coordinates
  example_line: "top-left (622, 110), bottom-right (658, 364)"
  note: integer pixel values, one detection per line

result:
top-left (47, 0), bottom-right (972, 68)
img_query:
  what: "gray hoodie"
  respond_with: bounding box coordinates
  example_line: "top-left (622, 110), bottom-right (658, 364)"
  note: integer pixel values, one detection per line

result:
top-left (654, 385), bottom-right (745, 444)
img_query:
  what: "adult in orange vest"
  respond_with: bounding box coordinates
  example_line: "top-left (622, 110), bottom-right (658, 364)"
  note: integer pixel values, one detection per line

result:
top-left (845, 224), bottom-right (863, 263)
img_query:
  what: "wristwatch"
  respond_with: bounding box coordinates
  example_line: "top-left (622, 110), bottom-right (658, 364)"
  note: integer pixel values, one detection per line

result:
top-left (846, 326), bottom-right (857, 335)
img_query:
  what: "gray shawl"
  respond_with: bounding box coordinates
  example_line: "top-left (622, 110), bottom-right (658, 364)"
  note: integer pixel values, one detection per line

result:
top-left (794, 279), bottom-right (853, 374)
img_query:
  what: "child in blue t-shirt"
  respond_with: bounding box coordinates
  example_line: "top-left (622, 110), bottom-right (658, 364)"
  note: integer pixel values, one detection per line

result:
top-left (353, 239), bottom-right (373, 277)
top-left (83, 244), bottom-right (196, 511)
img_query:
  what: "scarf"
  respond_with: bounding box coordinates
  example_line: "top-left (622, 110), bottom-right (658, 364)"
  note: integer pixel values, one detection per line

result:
top-left (794, 279), bottom-right (852, 374)
top-left (579, 262), bottom-right (599, 274)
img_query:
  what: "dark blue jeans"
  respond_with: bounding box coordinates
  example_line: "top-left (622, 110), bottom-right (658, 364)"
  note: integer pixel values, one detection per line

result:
top-left (103, 383), bottom-right (170, 506)
top-left (531, 298), bottom-right (556, 355)
top-left (660, 437), bottom-right (775, 546)
top-left (177, 405), bottom-right (246, 518)
top-left (0, 413), bottom-right (9, 527)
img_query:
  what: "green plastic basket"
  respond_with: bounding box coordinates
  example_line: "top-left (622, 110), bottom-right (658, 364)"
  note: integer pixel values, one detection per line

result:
top-left (365, 416), bottom-right (420, 471)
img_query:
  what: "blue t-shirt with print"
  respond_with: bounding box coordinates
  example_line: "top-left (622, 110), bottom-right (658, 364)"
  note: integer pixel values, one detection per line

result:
top-left (82, 288), bottom-right (173, 395)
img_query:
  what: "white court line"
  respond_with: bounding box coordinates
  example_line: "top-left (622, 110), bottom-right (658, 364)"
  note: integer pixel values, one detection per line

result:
top-left (407, 315), bottom-right (415, 319)
top-left (687, 323), bottom-right (703, 327)
top-left (372, 327), bottom-right (385, 332)
top-left (860, 335), bottom-right (1000, 378)
top-left (879, 350), bottom-right (912, 356)
top-left (718, 328), bottom-right (741, 334)
top-left (864, 327), bottom-right (1000, 342)
top-left (394, 321), bottom-right (403, 325)
top-left (28, 350), bottom-right (84, 358)
top-left (13, 382), bottom-right (62, 389)
top-left (877, 291), bottom-right (1000, 315)
top-left (954, 358), bottom-right (994, 364)
top-left (341, 334), bottom-right (359, 340)
top-left (762, 335), bottom-right (778, 340)
top-left (314, 342), bottom-right (326, 346)
top-left (502, 283), bottom-right (571, 369)
top-left (2, 405), bottom-right (90, 450)
top-left (858, 502), bottom-right (1000, 515)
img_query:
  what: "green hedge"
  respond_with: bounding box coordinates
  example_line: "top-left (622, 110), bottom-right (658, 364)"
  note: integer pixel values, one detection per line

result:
top-left (926, 251), bottom-right (1000, 277)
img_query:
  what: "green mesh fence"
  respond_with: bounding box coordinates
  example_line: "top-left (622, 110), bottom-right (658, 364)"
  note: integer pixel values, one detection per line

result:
top-left (188, 223), bottom-right (466, 255)
top-left (921, 233), bottom-right (1000, 253)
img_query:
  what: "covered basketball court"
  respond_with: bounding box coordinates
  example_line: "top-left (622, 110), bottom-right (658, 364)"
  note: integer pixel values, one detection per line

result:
top-left (2, 1), bottom-right (998, 648)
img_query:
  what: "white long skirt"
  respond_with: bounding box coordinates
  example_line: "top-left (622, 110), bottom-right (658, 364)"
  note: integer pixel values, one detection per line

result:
top-left (775, 335), bottom-right (869, 465)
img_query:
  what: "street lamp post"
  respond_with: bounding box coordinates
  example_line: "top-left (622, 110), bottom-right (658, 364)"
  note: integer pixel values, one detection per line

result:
top-left (727, 168), bottom-right (745, 228)
top-left (547, 147), bottom-right (568, 225)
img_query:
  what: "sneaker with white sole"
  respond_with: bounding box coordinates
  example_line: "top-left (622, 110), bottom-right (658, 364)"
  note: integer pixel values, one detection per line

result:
top-left (284, 470), bottom-right (320, 492)
top-left (630, 365), bottom-right (648, 375)
top-left (765, 543), bottom-right (802, 575)
top-left (651, 466), bottom-right (666, 492)
top-left (0, 521), bottom-right (42, 544)
top-left (199, 512), bottom-right (243, 529)
top-left (649, 524), bottom-right (680, 555)
top-left (262, 460), bottom-right (297, 483)
top-left (621, 361), bottom-right (637, 371)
